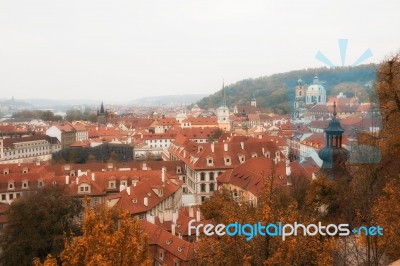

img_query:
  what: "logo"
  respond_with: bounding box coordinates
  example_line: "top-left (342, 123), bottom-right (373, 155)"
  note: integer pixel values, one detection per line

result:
top-left (189, 220), bottom-right (384, 241)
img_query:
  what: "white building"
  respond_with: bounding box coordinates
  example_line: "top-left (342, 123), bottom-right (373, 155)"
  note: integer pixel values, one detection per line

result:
top-left (0, 136), bottom-right (61, 164)
top-left (306, 76), bottom-right (327, 105)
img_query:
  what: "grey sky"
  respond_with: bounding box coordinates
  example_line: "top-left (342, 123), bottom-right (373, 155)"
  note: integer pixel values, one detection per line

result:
top-left (1, 0), bottom-right (399, 102)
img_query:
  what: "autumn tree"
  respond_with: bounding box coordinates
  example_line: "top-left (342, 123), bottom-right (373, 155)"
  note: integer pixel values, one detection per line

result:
top-left (49, 202), bottom-right (152, 266)
top-left (0, 185), bottom-right (81, 266)
top-left (198, 169), bottom-right (336, 265)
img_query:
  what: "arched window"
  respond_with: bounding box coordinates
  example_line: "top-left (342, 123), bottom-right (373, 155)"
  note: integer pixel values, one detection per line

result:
top-left (200, 184), bottom-right (206, 192)
top-left (200, 172), bottom-right (205, 181)
top-left (209, 183), bottom-right (215, 192)
top-left (209, 172), bottom-right (215, 181)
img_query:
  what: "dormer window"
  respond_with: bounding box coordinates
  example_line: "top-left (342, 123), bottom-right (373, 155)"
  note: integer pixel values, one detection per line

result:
top-left (251, 153), bottom-right (257, 158)
top-left (8, 181), bottom-right (15, 190)
top-left (108, 181), bottom-right (116, 189)
top-left (38, 179), bottom-right (44, 187)
top-left (206, 157), bottom-right (213, 166)
top-left (78, 184), bottom-right (90, 193)
top-left (176, 167), bottom-right (182, 173)
top-left (266, 152), bottom-right (271, 158)
top-left (159, 189), bottom-right (163, 197)
top-left (3, 169), bottom-right (9, 175)
top-left (132, 198), bottom-right (137, 203)
top-left (22, 180), bottom-right (29, 189)
top-left (120, 180), bottom-right (127, 187)
top-left (224, 156), bottom-right (231, 165)
top-left (22, 167), bottom-right (29, 174)
top-left (238, 155), bottom-right (245, 163)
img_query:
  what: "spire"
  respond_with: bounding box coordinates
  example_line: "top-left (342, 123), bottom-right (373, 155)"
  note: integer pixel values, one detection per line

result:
top-left (333, 101), bottom-right (337, 118)
top-left (100, 101), bottom-right (105, 114)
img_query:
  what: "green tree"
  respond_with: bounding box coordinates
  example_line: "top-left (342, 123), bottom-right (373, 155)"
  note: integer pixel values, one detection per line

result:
top-left (0, 185), bottom-right (82, 266)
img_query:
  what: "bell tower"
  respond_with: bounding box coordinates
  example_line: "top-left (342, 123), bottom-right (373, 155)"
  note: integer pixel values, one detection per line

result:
top-left (318, 102), bottom-right (349, 179)
top-left (293, 78), bottom-right (306, 118)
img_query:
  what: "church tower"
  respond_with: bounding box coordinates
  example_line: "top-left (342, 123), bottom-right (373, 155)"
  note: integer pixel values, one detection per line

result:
top-left (293, 78), bottom-right (306, 118)
top-left (318, 102), bottom-right (349, 179)
top-left (251, 93), bottom-right (257, 107)
top-left (216, 81), bottom-right (230, 131)
top-left (97, 101), bottom-right (107, 125)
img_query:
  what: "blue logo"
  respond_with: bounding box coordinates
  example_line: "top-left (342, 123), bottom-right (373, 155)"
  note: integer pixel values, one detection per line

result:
top-left (315, 39), bottom-right (373, 67)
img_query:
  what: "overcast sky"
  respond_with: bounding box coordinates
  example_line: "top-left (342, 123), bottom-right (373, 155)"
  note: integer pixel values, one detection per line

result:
top-left (1, 0), bottom-right (399, 102)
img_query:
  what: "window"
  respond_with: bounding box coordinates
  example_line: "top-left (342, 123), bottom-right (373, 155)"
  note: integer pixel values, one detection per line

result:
top-left (8, 182), bottom-right (14, 189)
top-left (209, 183), bottom-right (215, 192)
top-left (200, 184), bottom-right (206, 192)
top-left (9, 194), bottom-right (14, 200)
top-left (159, 250), bottom-right (165, 261)
top-left (201, 196), bottom-right (206, 202)
top-left (80, 187), bottom-right (84, 192)
top-left (1, 195), bottom-right (5, 201)
top-left (209, 172), bottom-right (215, 181)
top-left (200, 172), bottom-right (205, 181)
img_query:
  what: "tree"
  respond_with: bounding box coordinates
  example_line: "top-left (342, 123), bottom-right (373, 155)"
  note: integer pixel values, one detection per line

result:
top-left (51, 202), bottom-right (152, 266)
top-left (0, 185), bottom-right (82, 266)
top-left (198, 170), bottom-right (336, 265)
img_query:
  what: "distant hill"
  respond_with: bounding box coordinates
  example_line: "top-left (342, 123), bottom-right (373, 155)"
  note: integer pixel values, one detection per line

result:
top-left (197, 64), bottom-right (378, 114)
top-left (129, 94), bottom-right (207, 106)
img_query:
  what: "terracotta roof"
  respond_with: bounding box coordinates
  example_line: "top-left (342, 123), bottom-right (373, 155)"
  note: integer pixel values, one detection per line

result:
top-left (169, 137), bottom-right (282, 170)
top-left (109, 171), bottom-right (182, 215)
top-left (2, 135), bottom-right (59, 148)
top-left (140, 220), bottom-right (196, 262)
top-left (217, 157), bottom-right (292, 196)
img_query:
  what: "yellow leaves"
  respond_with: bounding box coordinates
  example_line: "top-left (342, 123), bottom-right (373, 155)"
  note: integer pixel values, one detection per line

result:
top-left (58, 203), bottom-right (152, 266)
top-left (33, 254), bottom-right (57, 266)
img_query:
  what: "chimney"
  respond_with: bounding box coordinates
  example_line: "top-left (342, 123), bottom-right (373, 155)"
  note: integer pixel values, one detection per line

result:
top-left (65, 175), bottom-right (70, 185)
top-left (133, 180), bottom-right (137, 187)
top-left (183, 150), bottom-right (186, 158)
top-left (142, 163), bottom-right (147, 170)
top-left (144, 197), bottom-right (148, 206)
top-left (224, 143), bottom-right (228, 152)
top-left (161, 167), bottom-right (166, 183)
top-left (258, 134), bottom-right (262, 139)
top-left (126, 186), bottom-right (131, 196)
top-left (76, 177), bottom-right (79, 184)
top-left (196, 209), bottom-right (201, 222)
top-left (35, 160), bottom-right (40, 166)
top-left (211, 142), bottom-right (215, 153)
top-left (286, 160), bottom-right (291, 176)
top-left (240, 142), bottom-right (244, 150)
top-left (262, 147), bottom-right (265, 155)
top-left (91, 173), bottom-right (95, 181)
top-left (171, 223), bottom-right (176, 236)
top-left (189, 206), bottom-right (194, 218)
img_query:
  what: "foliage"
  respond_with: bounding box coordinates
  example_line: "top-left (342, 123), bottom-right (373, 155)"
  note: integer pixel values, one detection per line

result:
top-left (197, 64), bottom-right (377, 113)
top-left (198, 169), bottom-right (336, 265)
top-left (65, 108), bottom-right (97, 123)
top-left (52, 144), bottom-right (134, 164)
top-left (37, 202), bottom-right (152, 266)
top-left (12, 110), bottom-right (62, 122)
top-left (0, 185), bottom-right (82, 266)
